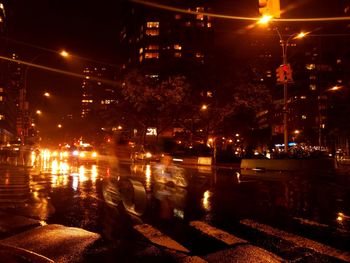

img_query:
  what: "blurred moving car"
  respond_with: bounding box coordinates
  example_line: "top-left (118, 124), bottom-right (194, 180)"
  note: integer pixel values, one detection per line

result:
top-left (71, 144), bottom-right (98, 163)
top-left (130, 144), bottom-right (164, 163)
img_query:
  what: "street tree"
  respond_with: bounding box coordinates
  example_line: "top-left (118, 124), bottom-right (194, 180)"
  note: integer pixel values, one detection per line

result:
top-left (122, 70), bottom-right (191, 141)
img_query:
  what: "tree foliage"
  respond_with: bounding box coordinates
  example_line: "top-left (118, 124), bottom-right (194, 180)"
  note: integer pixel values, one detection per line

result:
top-left (122, 70), bottom-right (190, 137)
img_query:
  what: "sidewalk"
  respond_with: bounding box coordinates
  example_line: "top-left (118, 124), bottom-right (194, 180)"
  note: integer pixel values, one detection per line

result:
top-left (0, 212), bottom-right (100, 262)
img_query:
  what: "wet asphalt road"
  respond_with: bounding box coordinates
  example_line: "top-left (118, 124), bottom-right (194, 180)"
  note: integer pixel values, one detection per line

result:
top-left (1, 157), bottom-right (350, 262)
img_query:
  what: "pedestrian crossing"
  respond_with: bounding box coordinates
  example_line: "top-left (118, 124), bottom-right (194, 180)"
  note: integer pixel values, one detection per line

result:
top-left (0, 167), bottom-right (31, 209)
top-left (133, 219), bottom-right (350, 262)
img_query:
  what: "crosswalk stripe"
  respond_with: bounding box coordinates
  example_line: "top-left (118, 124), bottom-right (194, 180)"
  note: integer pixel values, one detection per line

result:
top-left (190, 221), bottom-right (248, 246)
top-left (181, 256), bottom-right (207, 263)
top-left (134, 224), bottom-right (190, 253)
top-left (241, 219), bottom-right (350, 262)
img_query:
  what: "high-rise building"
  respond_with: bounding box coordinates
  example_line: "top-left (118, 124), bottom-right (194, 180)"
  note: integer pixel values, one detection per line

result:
top-left (120, 1), bottom-right (214, 91)
top-left (81, 65), bottom-right (118, 119)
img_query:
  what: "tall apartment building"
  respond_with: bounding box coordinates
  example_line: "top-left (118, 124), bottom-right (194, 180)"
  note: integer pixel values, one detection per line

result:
top-left (120, 1), bottom-right (214, 92)
top-left (81, 65), bottom-right (118, 119)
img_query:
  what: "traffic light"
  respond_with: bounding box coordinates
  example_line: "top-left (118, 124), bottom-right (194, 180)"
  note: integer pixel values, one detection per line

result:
top-left (276, 64), bottom-right (293, 84)
top-left (259, 0), bottom-right (268, 16)
top-left (258, 0), bottom-right (281, 18)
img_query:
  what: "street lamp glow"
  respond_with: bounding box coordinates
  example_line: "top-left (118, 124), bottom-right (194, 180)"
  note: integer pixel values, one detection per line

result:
top-left (294, 32), bottom-right (309, 39)
top-left (60, 50), bottom-right (69, 58)
top-left (258, 15), bottom-right (272, 25)
top-left (44, 92), bottom-right (50, 97)
top-left (329, 85), bottom-right (343, 91)
top-left (57, 124), bottom-right (62, 128)
top-left (201, 104), bottom-right (208, 110)
top-left (36, 110), bottom-right (42, 115)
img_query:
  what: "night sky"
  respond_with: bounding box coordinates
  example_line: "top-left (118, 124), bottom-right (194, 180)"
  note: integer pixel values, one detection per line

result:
top-left (2, 0), bottom-right (348, 136)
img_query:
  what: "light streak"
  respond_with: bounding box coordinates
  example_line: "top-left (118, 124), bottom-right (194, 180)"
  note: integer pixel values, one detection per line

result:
top-left (131, 0), bottom-right (350, 22)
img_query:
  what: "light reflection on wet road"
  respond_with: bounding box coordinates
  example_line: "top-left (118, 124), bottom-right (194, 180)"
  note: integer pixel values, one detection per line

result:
top-left (1, 156), bottom-right (350, 258)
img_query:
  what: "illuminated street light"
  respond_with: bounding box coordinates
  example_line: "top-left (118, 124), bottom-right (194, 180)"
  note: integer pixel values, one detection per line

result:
top-left (328, 85), bottom-right (343, 92)
top-left (44, 92), bottom-right (50, 97)
top-left (36, 110), bottom-right (42, 115)
top-left (201, 104), bottom-right (208, 110)
top-left (57, 124), bottom-right (62, 128)
top-left (60, 50), bottom-right (70, 58)
top-left (258, 15), bottom-right (272, 25)
top-left (294, 31), bottom-right (309, 39)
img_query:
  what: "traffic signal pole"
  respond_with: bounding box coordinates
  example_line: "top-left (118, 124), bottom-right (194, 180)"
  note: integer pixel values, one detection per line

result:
top-left (276, 28), bottom-right (289, 153)
top-left (282, 47), bottom-right (289, 153)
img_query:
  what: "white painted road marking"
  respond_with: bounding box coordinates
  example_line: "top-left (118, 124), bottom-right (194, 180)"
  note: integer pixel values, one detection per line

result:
top-left (241, 219), bottom-right (350, 262)
top-left (190, 221), bottom-right (248, 246)
top-left (134, 224), bottom-right (190, 253)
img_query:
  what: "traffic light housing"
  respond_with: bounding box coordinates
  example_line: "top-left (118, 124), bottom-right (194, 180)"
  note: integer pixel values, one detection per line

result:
top-left (258, 0), bottom-right (281, 18)
top-left (276, 64), bottom-right (293, 84)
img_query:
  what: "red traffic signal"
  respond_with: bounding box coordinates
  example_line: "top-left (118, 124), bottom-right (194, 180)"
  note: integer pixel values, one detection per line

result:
top-left (276, 64), bottom-right (293, 84)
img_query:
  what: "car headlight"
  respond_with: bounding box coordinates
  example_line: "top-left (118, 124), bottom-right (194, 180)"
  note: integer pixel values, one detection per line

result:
top-left (145, 152), bottom-right (152, 158)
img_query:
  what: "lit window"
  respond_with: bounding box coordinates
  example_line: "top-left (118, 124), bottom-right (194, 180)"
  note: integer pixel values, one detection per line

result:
top-left (174, 52), bottom-right (182, 58)
top-left (146, 45), bottom-right (159, 50)
top-left (207, 22), bottom-right (212, 28)
top-left (82, 100), bottom-right (93, 103)
top-left (302, 115), bottom-right (307, 120)
top-left (145, 52), bottom-right (159, 59)
top-left (139, 48), bottom-right (143, 54)
top-left (195, 52), bottom-right (204, 58)
top-left (0, 96), bottom-right (3, 101)
top-left (306, 64), bottom-right (315, 70)
top-left (174, 44), bottom-right (182, 50)
top-left (309, 84), bottom-right (317, 90)
top-left (196, 14), bottom-right (204, 20)
top-left (337, 59), bottom-right (342, 64)
top-left (145, 29), bottom-right (159, 36)
top-left (300, 96), bottom-right (307, 99)
top-left (0, 88), bottom-right (3, 92)
top-left (0, 114), bottom-right (4, 120)
top-left (139, 55), bottom-right (143, 62)
top-left (146, 22), bottom-right (159, 28)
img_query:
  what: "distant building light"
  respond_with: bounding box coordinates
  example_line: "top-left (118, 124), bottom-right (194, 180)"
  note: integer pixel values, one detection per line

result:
top-left (145, 29), bottom-right (159, 36)
top-left (337, 59), bottom-right (342, 64)
top-left (207, 22), bottom-right (212, 28)
top-left (145, 52), bottom-right (159, 59)
top-left (0, 114), bottom-right (4, 120)
top-left (306, 64), bottom-right (315, 70)
top-left (195, 52), bottom-right (204, 58)
top-left (139, 47), bottom-right (143, 54)
top-left (309, 84), bottom-right (317, 91)
top-left (174, 52), bottom-right (182, 58)
top-left (175, 14), bottom-right (182, 19)
top-left (146, 21), bottom-right (159, 28)
top-left (146, 45), bottom-right (159, 50)
top-left (302, 115), bottom-right (307, 119)
top-left (174, 44), bottom-right (182, 50)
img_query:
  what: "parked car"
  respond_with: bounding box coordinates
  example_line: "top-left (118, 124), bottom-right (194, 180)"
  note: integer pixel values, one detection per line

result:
top-left (130, 144), bottom-right (164, 163)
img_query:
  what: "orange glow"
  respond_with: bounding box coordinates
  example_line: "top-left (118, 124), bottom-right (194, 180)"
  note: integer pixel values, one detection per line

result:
top-left (258, 15), bottom-right (272, 25)
top-left (60, 50), bottom-right (69, 57)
